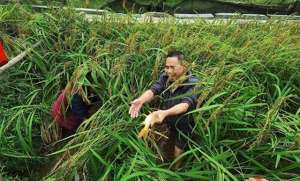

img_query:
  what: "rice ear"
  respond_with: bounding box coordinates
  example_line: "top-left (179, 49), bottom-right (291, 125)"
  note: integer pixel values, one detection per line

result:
top-left (138, 113), bottom-right (153, 139)
top-left (138, 127), bottom-right (150, 139)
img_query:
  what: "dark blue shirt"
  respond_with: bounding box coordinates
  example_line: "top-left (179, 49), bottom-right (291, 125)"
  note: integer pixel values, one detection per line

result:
top-left (150, 72), bottom-right (199, 124)
top-left (71, 93), bottom-right (89, 124)
top-left (70, 92), bottom-right (100, 126)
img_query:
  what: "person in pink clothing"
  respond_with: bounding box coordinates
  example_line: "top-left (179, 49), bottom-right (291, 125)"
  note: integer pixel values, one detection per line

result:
top-left (52, 71), bottom-right (101, 137)
top-left (52, 89), bottom-right (80, 132)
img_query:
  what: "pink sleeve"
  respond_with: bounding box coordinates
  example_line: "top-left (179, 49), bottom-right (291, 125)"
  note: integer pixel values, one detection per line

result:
top-left (51, 90), bottom-right (79, 130)
top-left (51, 90), bottom-right (66, 124)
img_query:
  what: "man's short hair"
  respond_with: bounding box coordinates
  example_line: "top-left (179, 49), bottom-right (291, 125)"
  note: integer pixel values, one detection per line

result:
top-left (166, 50), bottom-right (184, 63)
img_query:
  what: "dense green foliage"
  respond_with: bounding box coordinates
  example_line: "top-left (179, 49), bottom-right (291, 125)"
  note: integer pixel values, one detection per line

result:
top-left (22, 0), bottom-right (298, 7)
top-left (0, 4), bottom-right (299, 181)
top-left (18, 0), bottom-right (300, 12)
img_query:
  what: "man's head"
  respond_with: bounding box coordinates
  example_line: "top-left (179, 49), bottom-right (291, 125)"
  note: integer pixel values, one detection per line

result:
top-left (165, 50), bottom-right (187, 81)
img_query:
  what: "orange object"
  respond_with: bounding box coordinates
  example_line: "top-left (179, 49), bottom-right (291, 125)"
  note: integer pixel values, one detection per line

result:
top-left (0, 40), bottom-right (8, 66)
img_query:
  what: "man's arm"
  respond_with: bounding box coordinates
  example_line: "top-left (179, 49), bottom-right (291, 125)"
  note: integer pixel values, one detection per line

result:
top-left (163, 103), bottom-right (189, 117)
top-left (152, 103), bottom-right (189, 124)
top-left (136, 89), bottom-right (155, 104)
top-left (161, 78), bottom-right (199, 118)
top-left (153, 78), bottom-right (199, 124)
top-left (129, 90), bottom-right (155, 118)
top-left (129, 73), bottom-right (167, 118)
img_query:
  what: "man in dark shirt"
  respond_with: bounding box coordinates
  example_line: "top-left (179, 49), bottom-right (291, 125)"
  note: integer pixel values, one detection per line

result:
top-left (129, 50), bottom-right (199, 168)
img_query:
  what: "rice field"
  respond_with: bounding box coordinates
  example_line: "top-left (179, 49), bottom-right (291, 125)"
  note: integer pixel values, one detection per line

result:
top-left (0, 4), bottom-right (300, 181)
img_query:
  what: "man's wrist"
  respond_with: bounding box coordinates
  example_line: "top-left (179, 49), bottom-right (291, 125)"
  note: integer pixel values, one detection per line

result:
top-left (137, 98), bottom-right (145, 104)
top-left (162, 109), bottom-right (170, 118)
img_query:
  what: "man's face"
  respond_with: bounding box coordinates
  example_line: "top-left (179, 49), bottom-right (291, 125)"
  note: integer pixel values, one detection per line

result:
top-left (165, 57), bottom-right (186, 81)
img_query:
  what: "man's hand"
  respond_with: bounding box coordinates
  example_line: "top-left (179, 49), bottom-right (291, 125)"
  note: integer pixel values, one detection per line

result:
top-left (129, 90), bottom-right (155, 118)
top-left (149, 110), bottom-right (168, 126)
top-left (138, 110), bottom-right (168, 139)
top-left (129, 98), bottom-right (144, 118)
top-left (140, 110), bottom-right (168, 128)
